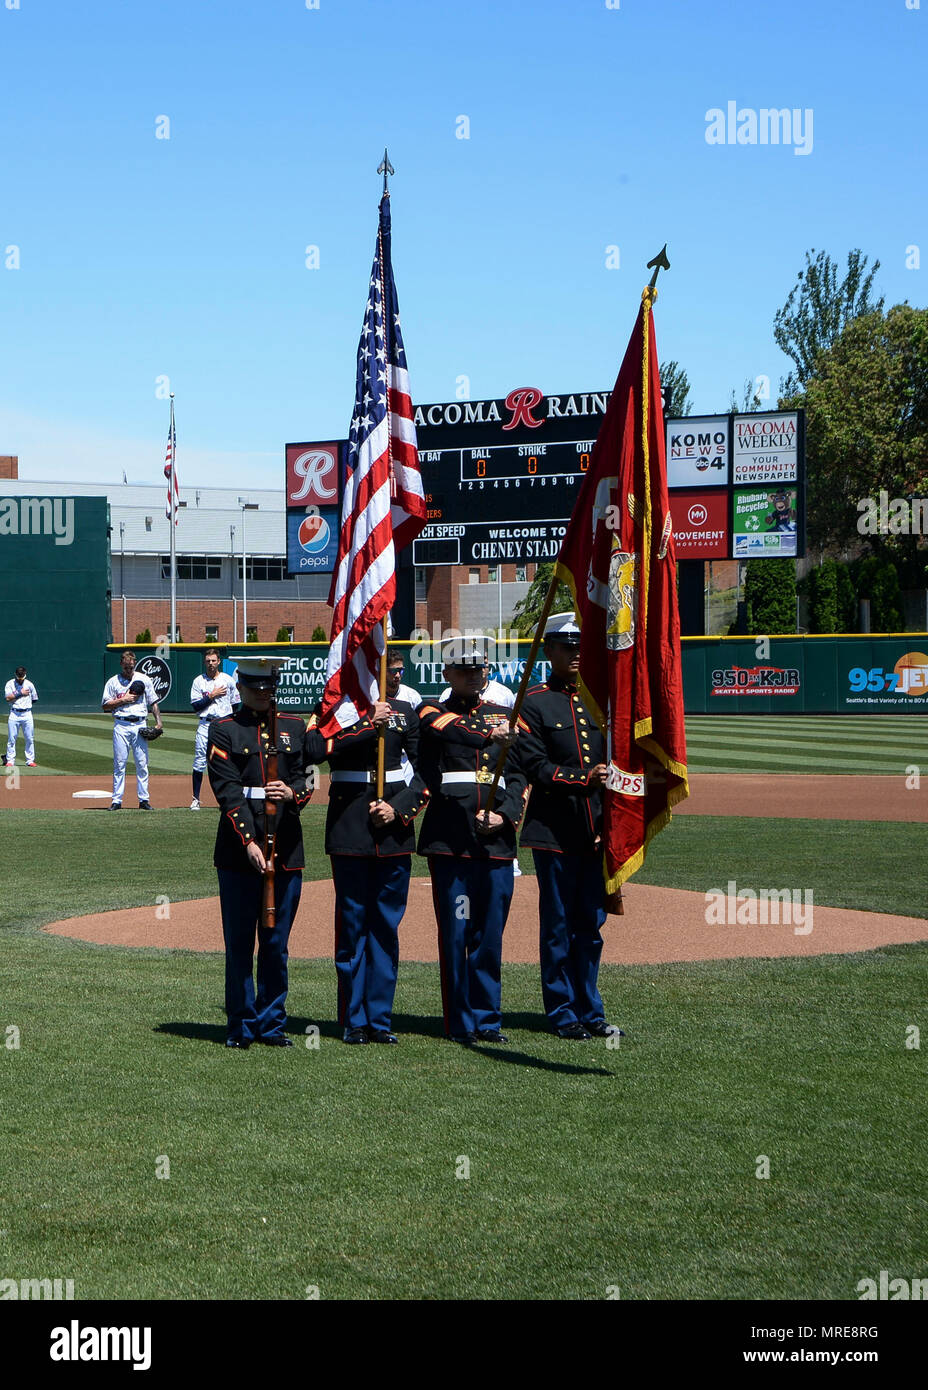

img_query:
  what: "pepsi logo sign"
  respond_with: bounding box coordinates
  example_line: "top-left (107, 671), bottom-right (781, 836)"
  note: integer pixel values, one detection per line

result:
top-left (299, 513), bottom-right (331, 554)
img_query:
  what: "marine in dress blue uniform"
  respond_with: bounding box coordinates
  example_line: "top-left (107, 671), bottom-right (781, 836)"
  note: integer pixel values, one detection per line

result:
top-left (207, 657), bottom-right (322, 1049)
top-left (316, 685), bottom-right (428, 1044)
top-left (519, 614), bottom-right (623, 1040)
top-left (418, 638), bottom-right (528, 1045)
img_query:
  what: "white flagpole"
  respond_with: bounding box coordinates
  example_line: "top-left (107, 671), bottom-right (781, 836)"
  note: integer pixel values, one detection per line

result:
top-left (169, 394), bottom-right (177, 643)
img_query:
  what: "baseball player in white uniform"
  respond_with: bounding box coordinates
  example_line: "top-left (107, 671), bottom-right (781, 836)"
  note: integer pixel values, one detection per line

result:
top-left (189, 649), bottom-right (239, 809)
top-left (5, 666), bottom-right (38, 767)
top-left (101, 650), bottom-right (163, 809)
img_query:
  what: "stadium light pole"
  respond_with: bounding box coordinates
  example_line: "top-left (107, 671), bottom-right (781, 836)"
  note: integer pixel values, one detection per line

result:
top-left (229, 525), bottom-right (236, 641)
top-left (238, 500), bottom-right (258, 642)
top-left (119, 522), bottom-right (126, 642)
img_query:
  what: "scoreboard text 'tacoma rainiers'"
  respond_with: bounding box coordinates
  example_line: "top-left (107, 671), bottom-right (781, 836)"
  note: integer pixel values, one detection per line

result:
top-left (412, 386), bottom-right (611, 567)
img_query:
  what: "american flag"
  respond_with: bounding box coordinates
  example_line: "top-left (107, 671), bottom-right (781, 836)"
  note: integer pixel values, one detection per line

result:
top-left (318, 194), bottom-right (426, 733)
top-left (163, 401), bottom-right (178, 524)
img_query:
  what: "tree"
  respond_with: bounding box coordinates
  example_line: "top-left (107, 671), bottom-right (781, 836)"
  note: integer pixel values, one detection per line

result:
top-left (659, 360), bottom-right (692, 417)
top-left (275, 626), bottom-right (292, 642)
top-left (808, 559), bottom-right (838, 633)
top-left (774, 248), bottom-right (884, 393)
top-left (510, 563), bottom-right (573, 636)
top-left (835, 562), bottom-right (857, 633)
top-left (727, 378), bottom-right (764, 413)
top-left (854, 556), bottom-right (904, 631)
top-left (744, 559), bottom-right (796, 633)
top-left (311, 626), bottom-right (326, 642)
top-left (783, 304), bottom-right (928, 555)
top-left (134, 628), bottom-right (152, 643)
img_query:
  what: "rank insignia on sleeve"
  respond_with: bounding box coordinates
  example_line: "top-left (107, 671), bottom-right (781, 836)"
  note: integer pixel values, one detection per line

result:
top-left (209, 745), bottom-right (228, 761)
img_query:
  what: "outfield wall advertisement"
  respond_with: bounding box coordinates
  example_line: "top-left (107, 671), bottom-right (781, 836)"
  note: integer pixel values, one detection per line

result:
top-left (3, 497), bottom-right (111, 712)
top-left (107, 636), bottom-right (928, 717)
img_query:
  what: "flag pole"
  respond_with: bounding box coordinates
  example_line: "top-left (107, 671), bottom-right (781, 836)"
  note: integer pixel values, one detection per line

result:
top-left (375, 148), bottom-right (396, 801)
top-left (169, 393), bottom-right (177, 643)
top-left (484, 246), bottom-right (672, 820)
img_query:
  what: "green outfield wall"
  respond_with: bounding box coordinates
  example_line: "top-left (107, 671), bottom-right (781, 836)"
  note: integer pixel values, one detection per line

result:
top-left (1, 497), bottom-right (111, 712)
top-left (102, 634), bottom-right (928, 717)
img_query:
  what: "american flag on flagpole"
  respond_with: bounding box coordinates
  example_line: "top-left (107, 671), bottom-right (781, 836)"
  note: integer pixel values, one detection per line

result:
top-left (318, 193), bottom-right (426, 734)
top-left (163, 400), bottom-right (178, 524)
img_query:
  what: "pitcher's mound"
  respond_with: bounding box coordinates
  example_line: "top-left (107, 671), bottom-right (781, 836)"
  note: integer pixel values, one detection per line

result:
top-left (44, 877), bottom-right (928, 964)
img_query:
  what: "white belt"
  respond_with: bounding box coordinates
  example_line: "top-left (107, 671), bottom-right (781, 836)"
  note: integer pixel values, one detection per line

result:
top-left (442, 771), bottom-right (506, 790)
top-left (330, 770), bottom-right (406, 784)
top-left (241, 786), bottom-right (266, 800)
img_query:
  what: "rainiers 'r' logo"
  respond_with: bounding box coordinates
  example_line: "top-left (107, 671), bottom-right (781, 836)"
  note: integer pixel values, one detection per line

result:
top-left (290, 448), bottom-right (338, 503)
top-left (502, 387), bottom-right (544, 431)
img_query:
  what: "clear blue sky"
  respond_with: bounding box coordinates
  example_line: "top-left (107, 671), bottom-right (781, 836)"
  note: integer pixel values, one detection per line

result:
top-left (0, 0), bottom-right (924, 487)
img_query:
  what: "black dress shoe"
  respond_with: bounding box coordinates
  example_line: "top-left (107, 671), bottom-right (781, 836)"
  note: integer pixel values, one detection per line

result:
top-left (557, 1022), bottom-right (592, 1040)
top-left (257, 1035), bottom-right (293, 1047)
top-left (586, 1020), bottom-right (625, 1038)
top-left (343, 1027), bottom-right (369, 1044)
top-left (475, 1030), bottom-right (509, 1044)
top-left (368, 1030), bottom-right (398, 1044)
top-left (448, 1033), bottom-right (475, 1046)
top-left (225, 1038), bottom-right (251, 1049)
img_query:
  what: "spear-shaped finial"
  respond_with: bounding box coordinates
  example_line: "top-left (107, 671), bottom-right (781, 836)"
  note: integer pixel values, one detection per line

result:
top-left (646, 243), bottom-right (670, 290)
top-left (377, 147), bottom-right (394, 196)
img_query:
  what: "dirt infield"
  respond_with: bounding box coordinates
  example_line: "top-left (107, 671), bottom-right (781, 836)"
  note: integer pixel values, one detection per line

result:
top-left (4, 772), bottom-right (926, 821)
top-left (44, 876), bottom-right (928, 964)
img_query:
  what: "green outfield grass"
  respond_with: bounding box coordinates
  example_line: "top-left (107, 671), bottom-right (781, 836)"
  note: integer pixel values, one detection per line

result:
top-left (11, 712), bottom-right (927, 778)
top-left (1, 806), bottom-right (926, 1299)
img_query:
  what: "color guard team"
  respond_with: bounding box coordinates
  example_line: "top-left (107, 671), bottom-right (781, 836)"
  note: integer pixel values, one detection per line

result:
top-left (202, 614), bottom-right (623, 1050)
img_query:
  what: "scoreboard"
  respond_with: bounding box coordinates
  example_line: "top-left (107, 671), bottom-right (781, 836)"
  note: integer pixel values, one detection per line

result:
top-left (284, 389), bottom-right (804, 573)
top-left (412, 387), bottom-right (611, 566)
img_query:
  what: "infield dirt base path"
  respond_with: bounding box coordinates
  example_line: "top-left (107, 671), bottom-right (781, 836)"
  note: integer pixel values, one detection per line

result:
top-left (44, 876), bottom-right (928, 965)
top-left (5, 772), bottom-right (927, 821)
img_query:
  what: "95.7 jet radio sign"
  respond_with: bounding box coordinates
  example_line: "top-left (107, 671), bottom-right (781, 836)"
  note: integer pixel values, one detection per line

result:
top-left (665, 409), bottom-right (805, 560)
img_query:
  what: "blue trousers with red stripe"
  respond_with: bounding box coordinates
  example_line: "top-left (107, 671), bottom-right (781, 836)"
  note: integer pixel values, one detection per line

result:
top-left (218, 868), bottom-right (302, 1042)
top-left (532, 850), bottom-right (606, 1029)
top-left (332, 855), bottom-right (410, 1034)
top-left (429, 856), bottom-right (514, 1038)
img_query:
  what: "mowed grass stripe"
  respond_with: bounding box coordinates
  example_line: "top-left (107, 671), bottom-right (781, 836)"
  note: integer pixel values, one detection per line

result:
top-left (687, 727), bottom-right (927, 752)
top-left (685, 739), bottom-right (913, 768)
top-left (23, 713), bottom-right (928, 778)
top-left (688, 720), bottom-right (927, 746)
top-left (24, 729), bottom-right (194, 775)
top-left (685, 743), bottom-right (915, 773)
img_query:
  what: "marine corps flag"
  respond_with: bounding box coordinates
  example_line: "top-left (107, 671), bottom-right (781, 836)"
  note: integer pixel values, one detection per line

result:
top-left (555, 286), bottom-right (689, 890)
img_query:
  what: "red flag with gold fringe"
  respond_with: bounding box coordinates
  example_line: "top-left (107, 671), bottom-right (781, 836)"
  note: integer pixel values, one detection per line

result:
top-left (555, 286), bottom-right (689, 890)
